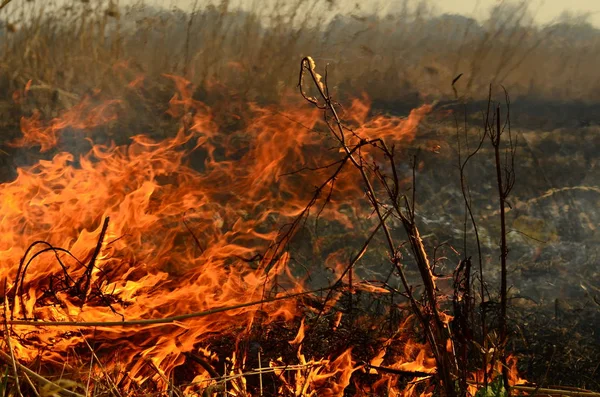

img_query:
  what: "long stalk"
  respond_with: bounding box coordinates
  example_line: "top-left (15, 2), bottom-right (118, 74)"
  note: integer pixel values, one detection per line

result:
top-left (492, 104), bottom-right (509, 391)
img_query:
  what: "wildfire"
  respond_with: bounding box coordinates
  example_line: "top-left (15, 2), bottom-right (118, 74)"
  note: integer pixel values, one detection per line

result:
top-left (0, 73), bottom-right (521, 395)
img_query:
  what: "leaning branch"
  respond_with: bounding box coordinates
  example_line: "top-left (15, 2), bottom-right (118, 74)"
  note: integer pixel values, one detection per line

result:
top-left (5, 286), bottom-right (334, 328)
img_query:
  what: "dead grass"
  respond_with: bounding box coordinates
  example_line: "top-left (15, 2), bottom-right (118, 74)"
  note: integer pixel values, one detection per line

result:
top-left (0, 1), bottom-right (599, 396)
top-left (0, 0), bottom-right (599, 109)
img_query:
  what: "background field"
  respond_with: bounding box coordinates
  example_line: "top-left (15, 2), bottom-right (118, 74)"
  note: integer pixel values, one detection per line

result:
top-left (1, 0), bottom-right (600, 103)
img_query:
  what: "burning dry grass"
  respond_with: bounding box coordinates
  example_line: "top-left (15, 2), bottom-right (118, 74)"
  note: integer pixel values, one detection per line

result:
top-left (0, 59), bottom-right (527, 397)
top-left (0, 67), bottom-right (448, 395)
top-left (0, 1), bottom-right (599, 396)
top-left (0, 59), bottom-right (587, 396)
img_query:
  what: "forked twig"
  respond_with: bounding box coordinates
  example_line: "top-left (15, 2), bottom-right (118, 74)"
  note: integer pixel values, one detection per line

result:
top-left (298, 56), bottom-right (459, 396)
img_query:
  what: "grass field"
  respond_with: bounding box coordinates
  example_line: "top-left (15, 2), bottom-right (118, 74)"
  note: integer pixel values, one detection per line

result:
top-left (1, 0), bottom-right (600, 107)
top-left (0, 0), bottom-right (599, 396)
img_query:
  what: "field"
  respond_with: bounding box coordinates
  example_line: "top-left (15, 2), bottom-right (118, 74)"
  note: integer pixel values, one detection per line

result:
top-left (0, 0), bottom-right (599, 396)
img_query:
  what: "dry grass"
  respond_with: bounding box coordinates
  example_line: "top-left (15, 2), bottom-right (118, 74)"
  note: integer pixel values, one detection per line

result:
top-left (0, 0), bottom-right (599, 109)
top-left (1, 0), bottom-right (599, 395)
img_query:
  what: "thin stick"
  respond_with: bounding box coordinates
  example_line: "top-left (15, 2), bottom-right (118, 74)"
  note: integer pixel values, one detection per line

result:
top-left (223, 362), bottom-right (227, 397)
top-left (455, 94), bottom-right (487, 387)
top-left (492, 103), bottom-right (510, 391)
top-left (468, 380), bottom-right (600, 397)
top-left (508, 385), bottom-right (599, 397)
top-left (86, 346), bottom-right (94, 396)
top-left (77, 216), bottom-right (110, 299)
top-left (20, 372), bottom-right (40, 397)
top-left (258, 350), bottom-right (263, 397)
top-left (6, 286), bottom-right (334, 327)
top-left (366, 364), bottom-right (434, 378)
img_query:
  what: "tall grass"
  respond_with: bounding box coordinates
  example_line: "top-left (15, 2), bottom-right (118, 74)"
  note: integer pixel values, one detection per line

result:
top-left (1, 0), bottom-right (600, 109)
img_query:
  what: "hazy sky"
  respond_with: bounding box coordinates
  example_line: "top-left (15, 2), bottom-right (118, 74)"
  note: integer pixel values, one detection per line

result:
top-left (427, 0), bottom-right (600, 26)
top-left (142, 0), bottom-right (600, 27)
top-left (4, 0), bottom-right (599, 27)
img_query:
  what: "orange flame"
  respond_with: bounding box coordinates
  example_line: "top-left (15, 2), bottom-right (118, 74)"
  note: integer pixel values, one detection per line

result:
top-left (13, 98), bottom-right (121, 152)
top-left (0, 74), bottom-right (443, 392)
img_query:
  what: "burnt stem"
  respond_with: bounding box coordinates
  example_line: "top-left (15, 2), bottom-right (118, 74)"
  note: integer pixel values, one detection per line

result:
top-left (77, 216), bottom-right (110, 301)
top-left (492, 104), bottom-right (509, 392)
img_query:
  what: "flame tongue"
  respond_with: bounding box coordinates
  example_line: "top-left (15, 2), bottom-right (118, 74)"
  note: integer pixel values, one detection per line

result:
top-left (1, 75), bottom-right (441, 391)
top-left (1, 85), bottom-right (327, 385)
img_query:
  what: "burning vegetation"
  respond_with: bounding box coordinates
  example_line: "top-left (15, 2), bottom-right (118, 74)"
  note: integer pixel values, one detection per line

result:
top-left (1, 1), bottom-right (600, 396)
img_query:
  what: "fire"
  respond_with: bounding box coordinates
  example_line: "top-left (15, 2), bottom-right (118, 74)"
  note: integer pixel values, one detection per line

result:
top-left (0, 73), bottom-right (524, 395)
top-left (467, 355), bottom-right (527, 396)
top-left (275, 320), bottom-right (358, 397)
top-left (345, 94), bottom-right (432, 143)
top-left (1, 75), bottom-right (335, 387)
top-left (14, 97), bottom-right (121, 152)
top-left (365, 316), bottom-right (437, 396)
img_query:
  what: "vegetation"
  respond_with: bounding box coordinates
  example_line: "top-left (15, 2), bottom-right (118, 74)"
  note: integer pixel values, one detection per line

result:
top-left (0, 0), bottom-right (599, 396)
top-left (1, 0), bottom-right (600, 105)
